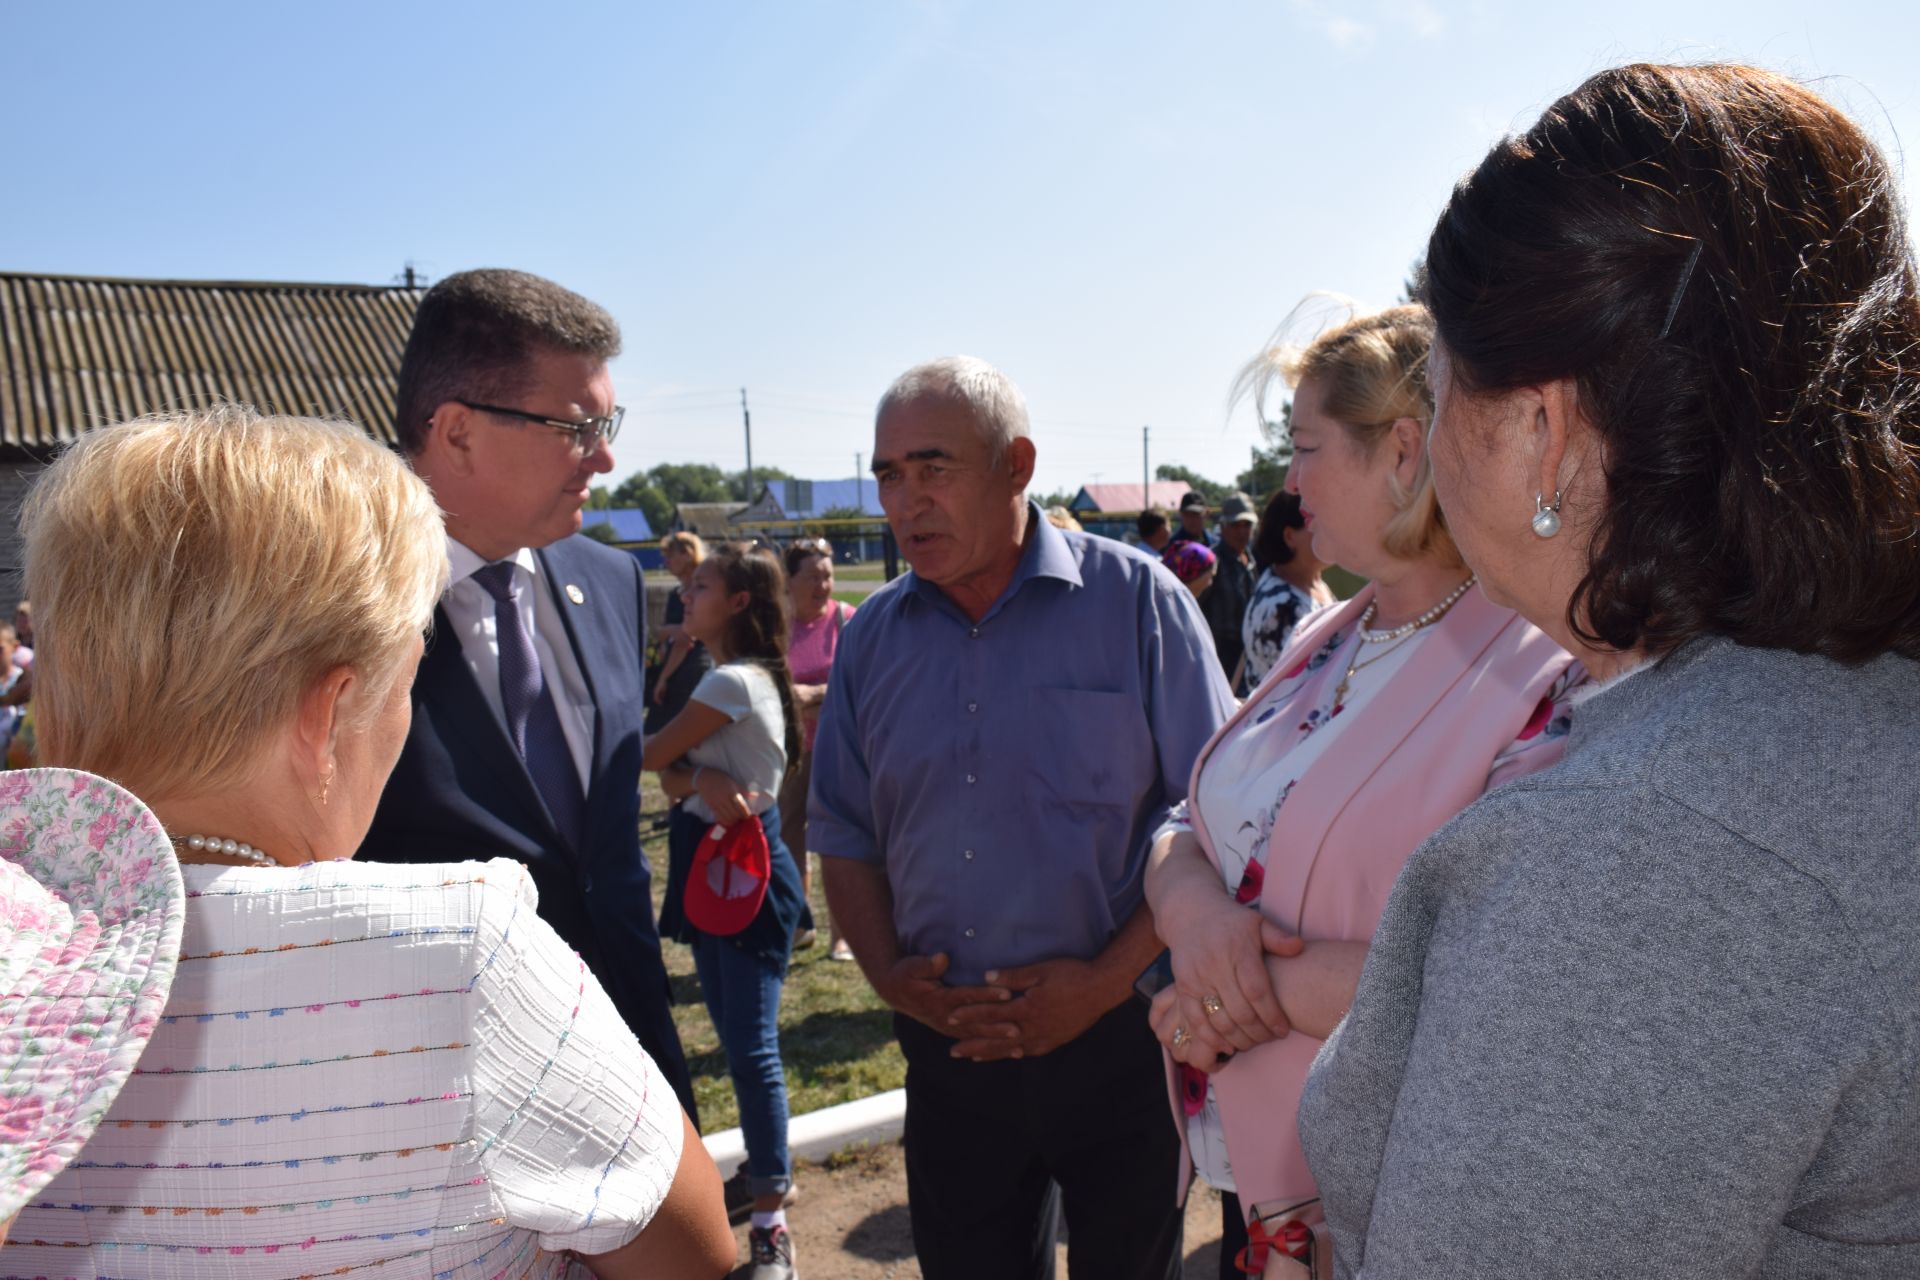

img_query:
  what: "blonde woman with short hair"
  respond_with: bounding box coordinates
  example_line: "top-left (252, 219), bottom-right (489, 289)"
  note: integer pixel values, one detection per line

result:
top-left (1141, 307), bottom-right (1581, 1277)
top-left (0, 407), bottom-right (731, 1280)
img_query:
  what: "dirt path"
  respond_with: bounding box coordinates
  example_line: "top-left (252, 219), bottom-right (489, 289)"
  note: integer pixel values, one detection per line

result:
top-left (732, 1140), bottom-right (1229, 1278)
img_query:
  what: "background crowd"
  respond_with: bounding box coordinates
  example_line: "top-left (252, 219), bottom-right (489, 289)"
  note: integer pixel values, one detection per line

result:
top-left (5, 57), bottom-right (1920, 1280)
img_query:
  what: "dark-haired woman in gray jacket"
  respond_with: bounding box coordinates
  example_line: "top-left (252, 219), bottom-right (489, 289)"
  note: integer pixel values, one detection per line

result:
top-left (1298, 62), bottom-right (1920, 1279)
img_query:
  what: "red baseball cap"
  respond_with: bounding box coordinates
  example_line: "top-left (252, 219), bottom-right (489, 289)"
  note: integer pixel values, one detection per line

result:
top-left (684, 815), bottom-right (771, 936)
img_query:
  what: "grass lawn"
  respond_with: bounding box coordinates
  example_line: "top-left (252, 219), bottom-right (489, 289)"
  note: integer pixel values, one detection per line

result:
top-left (640, 773), bottom-right (905, 1136)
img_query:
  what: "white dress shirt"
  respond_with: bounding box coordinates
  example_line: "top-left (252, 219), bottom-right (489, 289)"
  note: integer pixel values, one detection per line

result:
top-left (443, 537), bottom-right (595, 790)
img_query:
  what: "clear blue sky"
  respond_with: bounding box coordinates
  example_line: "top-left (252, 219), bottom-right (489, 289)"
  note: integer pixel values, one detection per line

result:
top-left (7, 1), bottom-right (1917, 498)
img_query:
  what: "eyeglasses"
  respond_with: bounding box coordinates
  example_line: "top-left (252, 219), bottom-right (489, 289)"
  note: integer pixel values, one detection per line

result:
top-left (456, 399), bottom-right (625, 451)
top-left (789, 537), bottom-right (833, 555)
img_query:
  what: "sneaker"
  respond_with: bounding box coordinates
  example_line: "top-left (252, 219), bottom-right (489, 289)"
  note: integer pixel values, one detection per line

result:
top-left (794, 927), bottom-right (818, 950)
top-left (722, 1167), bottom-right (799, 1225)
top-left (828, 939), bottom-right (855, 962)
top-left (730, 1224), bottom-right (797, 1279)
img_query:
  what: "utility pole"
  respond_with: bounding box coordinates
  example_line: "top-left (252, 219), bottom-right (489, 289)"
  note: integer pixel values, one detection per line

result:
top-left (1142, 426), bottom-right (1150, 510)
top-left (855, 452), bottom-right (863, 510)
top-left (740, 388), bottom-right (754, 504)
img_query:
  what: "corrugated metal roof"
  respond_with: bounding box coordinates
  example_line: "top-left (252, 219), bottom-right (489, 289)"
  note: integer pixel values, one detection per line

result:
top-left (763, 477), bottom-right (884, 517)
top-left (0, 272), bottom-right (424, 452)
top-left (582, 508), bottom-right (655, 541)
top-left (1071, 481), bottom-right (1192, 513)
top-left (673, 502), bottom-right (749, 537)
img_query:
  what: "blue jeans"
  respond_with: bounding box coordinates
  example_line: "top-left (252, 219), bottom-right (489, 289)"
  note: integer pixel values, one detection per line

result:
top-left (691, 926), bottom-right (792, 1196)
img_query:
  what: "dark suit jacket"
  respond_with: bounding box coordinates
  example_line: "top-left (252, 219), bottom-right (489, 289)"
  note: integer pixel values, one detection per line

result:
top-left (359, 533), bottom-right (696, 1123)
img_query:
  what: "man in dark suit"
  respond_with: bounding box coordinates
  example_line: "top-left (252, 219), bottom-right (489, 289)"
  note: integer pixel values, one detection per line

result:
top-left (361, 268), bottom-right (696, 1123)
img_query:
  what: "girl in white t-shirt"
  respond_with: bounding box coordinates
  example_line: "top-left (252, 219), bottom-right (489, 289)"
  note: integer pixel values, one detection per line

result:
top-left (641, 543), bottom-right (805, 1278)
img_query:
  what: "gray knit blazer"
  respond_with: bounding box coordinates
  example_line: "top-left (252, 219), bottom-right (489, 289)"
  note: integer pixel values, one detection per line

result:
top-left (1299, 638), bottom-right (1920, 1278)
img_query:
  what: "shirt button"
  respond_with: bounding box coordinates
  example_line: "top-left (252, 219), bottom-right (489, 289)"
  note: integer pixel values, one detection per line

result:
top-left (964, 849), bottom-right (975, 861)
top-left (967, 701), bottom-right (978, 713)
top-left (969, 627), bottom-right (980, 639)
top-left (964, 927), bottom-right (976, 939)
top-left (966, 773), bottom-right (976, 784)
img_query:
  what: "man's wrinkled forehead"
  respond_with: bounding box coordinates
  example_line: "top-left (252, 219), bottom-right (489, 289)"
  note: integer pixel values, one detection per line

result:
top-left (872, 394), bottom-right (993, 469)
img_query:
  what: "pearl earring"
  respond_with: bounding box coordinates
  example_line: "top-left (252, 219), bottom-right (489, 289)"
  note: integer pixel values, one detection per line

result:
top-left (1531, 491), bottom-right (1563, 538)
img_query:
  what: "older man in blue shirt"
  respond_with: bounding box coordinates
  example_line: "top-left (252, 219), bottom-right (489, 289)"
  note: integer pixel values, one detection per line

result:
top-left (810, 356), bottom-right (1234, 1280)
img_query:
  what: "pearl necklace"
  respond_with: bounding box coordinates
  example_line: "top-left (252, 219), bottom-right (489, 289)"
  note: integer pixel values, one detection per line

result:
top-left (1331, 575), bottom-right (1478, 713)
top-left (1359, 575), bottom-right (1477, 643)
top-left (172, 834), bottom-right (281, 868)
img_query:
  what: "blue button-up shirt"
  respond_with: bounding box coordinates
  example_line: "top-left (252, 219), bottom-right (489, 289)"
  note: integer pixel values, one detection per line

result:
top-left (808, 506), bottom-right (1235, 985)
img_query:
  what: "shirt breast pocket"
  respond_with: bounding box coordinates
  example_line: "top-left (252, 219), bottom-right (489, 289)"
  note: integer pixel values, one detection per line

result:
top-left (1023, 687), bottom-right (1153, 808)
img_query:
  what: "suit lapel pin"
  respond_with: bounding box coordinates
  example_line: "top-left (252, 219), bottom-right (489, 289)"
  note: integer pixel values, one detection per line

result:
top-left (566, 584), bottom-right (586, 605)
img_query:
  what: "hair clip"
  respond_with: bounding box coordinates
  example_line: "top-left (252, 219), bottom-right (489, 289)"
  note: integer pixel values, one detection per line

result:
top-left (1657, 242), bottom-right (1705, 341)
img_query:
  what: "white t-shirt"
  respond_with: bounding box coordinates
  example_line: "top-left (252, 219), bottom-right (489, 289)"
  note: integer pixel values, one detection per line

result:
top-left (1, 858), bottom-right (684, 1278)
top-left (684, 661), bottom-right (788, 822)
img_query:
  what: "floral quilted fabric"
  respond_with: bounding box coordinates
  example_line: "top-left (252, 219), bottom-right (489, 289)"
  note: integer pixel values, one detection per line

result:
top-left (0, 768), bottom-right (183, 1220)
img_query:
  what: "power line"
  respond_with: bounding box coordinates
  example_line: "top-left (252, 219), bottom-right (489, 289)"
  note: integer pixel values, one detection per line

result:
top-left (628, 387), bottom-right (740, 401)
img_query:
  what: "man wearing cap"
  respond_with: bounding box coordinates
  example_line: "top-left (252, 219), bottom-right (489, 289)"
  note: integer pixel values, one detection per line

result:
top-left (810, 356), bottom-right (1234, 1279)
top-left (1205, 493), bottom-right (1259, 687)
top-left (358, 268), bottom-right (697, 1126)
top-left (1167, 490), bottom-right (1211, 548)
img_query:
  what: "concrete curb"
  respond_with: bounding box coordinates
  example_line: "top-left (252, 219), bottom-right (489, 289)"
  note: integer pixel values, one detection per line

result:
top-left (702, 1087), bottom-right (906, 1171)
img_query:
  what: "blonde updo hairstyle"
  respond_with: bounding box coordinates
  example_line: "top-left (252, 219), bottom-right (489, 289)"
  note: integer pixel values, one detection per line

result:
top-left (23, 405), bottom-right (449, 800)
top-left (660, 531), bottom-right (707, 562)
top-left (1236, 303), bottom-right (1461, 569)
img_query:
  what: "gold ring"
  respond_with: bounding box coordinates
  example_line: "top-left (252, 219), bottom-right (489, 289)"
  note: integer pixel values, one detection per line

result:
top-left (1203, 994), bottom-right (1225, 1016)
top-left (1171, 1026), bottom-right (1190, 1049)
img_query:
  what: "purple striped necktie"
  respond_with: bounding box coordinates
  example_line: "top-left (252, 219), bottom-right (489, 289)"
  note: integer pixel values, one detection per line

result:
top-left (471, 561), bottom-right (586, 853)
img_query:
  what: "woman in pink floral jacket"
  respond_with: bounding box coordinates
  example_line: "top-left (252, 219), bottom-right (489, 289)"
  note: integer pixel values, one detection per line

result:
top-left (1142, 306), bottom-right (1579, 1278)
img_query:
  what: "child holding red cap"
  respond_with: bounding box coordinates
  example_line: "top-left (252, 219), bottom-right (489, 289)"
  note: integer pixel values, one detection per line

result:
top-left (642, 543), bottom-right (806, 1279)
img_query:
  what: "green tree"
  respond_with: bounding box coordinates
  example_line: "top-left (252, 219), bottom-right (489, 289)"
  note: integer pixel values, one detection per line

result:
top-left (818, 504), bottom-right (868, 521)
top-left (1154, 464), bottom-right (1230, 505)
top-left (586, 485), bottom-right (612, 511)
top-left (726, 464), bottom-right (794, 503)
top-left (637, 463), bottom-right (730, 505)
top-left (1235, 400), bottom-right (1293, 499)
top-left (801, 503), bottom-right (873, 538)
top-left (1031, 488), bottom-right (1078, 511)
top-left (608, 462), bottom-right (730, 535)
top-left (606, 475), bottom-right (669, 534)
top-left (1399, 256), bottom-right (1424, 305)
top-left (580, 521), bottom-right (619, 544)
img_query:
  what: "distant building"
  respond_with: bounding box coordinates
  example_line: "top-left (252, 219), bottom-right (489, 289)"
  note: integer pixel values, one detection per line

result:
top-left (1068, 481), bottom-right (1191, 515)
top-left (672, 502), bottom-right (750, 538)
top-left (734, 490), bottom-right (786, 525)
top-left (666, 478), bottom-right (888, 559)
top-left (0, 270), bottom-right (423, 602)
top-left (581, 508), bottom-right (655, 543)
top-left (760, 477), bottom-right (884, 519)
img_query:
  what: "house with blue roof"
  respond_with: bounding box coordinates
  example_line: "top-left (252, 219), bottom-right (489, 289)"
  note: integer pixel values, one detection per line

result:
top-left (759, 477), bottom-right (885, 519)
top-left (747, 478), bottom-right (888, 561)
top-left (581, 508), bottom-right (655, 542)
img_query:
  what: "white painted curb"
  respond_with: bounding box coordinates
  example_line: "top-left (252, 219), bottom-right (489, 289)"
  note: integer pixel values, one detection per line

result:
top-left (702, 1087), bottom-right (905, 1170)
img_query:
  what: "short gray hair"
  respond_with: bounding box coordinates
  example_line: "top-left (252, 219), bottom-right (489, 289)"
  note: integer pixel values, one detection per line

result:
top-left (876, 356), bottom-right (1031, 466)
